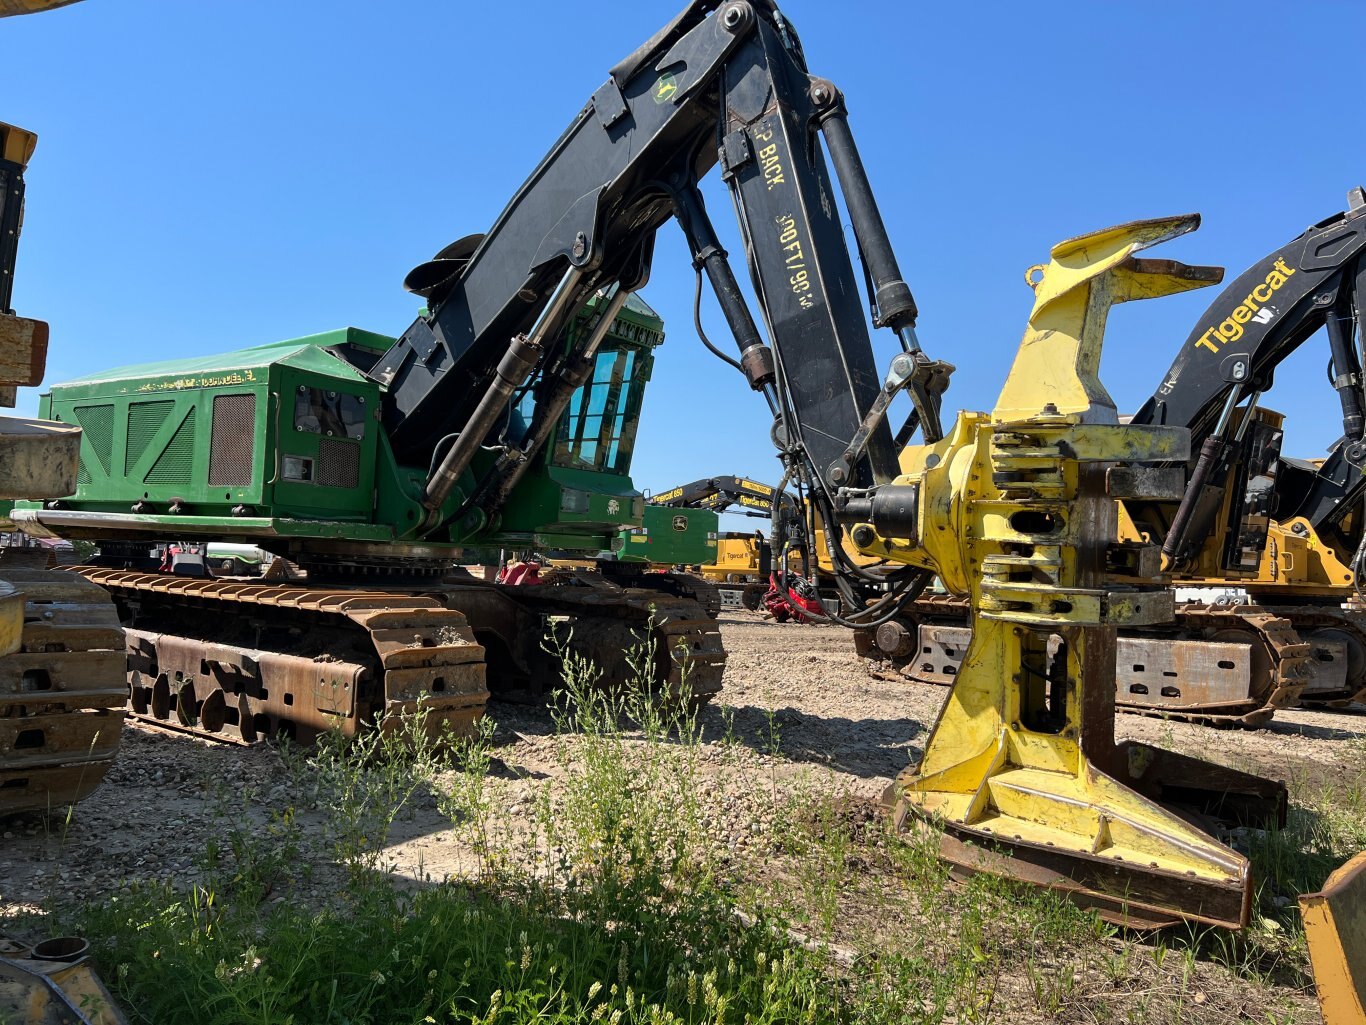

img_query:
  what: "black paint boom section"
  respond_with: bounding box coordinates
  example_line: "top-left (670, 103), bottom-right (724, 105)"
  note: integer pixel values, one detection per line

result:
top-left (1129, 195), bottom-right (1366, 553)
top-left (368, 1), bottom-right (901, 494)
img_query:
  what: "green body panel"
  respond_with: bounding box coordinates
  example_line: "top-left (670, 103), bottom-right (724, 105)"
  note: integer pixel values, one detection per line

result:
top-left (38, 328), bottom-right (383, 523)
top-left (24, 302), bottom-right (665, 557)
top-left (618, 505), bottom-right (719, 568)
top-left (491, 463), bottom-right (646, 544)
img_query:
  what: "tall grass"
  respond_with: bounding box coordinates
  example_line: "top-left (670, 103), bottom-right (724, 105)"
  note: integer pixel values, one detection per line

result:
top-left (28, 612), bottom-right (1338, 1024)
top-left (57, 618), bottom-right (852, 1024)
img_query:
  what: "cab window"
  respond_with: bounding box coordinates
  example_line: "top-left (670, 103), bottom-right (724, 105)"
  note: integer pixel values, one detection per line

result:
top-left (552, 346), bottom-right (645, 473)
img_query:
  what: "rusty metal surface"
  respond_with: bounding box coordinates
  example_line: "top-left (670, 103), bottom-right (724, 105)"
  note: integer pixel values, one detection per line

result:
top-left (0, 416), bottom-right (80, 502)
top-left (1163, 605), bottom-right (1312, 726)
top-left (0, 566), bottom-right (125, 815)
top-left (1268, 605), bottom-right (1366, 706)
top-left (1115, 636), bottom-right (1256, 708)
top-left (73, 567), bottom-right (724, 748)
top-left (911, 623), bottom-right (969, 685)
top-left (925, 819), bottom-right (1249, 931)
top-left (1116, 739), bottom-right (1288, 830)
top-left (79, 568), bottom-right (488, 745)
top-left (1298, 635), bottom-right (1352, 698)
top-left (860, 595), bottom-right (1314, 728)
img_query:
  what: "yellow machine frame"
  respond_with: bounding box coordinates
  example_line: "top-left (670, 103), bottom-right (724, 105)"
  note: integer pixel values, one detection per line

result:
top-left (852, 216), bottom-right (1286, 927)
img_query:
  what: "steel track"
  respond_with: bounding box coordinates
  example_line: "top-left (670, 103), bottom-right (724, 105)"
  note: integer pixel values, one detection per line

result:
top-left (858, 595), bottom-right (1317, 729)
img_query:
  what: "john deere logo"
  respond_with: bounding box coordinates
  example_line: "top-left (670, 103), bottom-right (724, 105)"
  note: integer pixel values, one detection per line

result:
top-left (653, 72), bottom-right (678, 104)
top-left (672, 515), bottom-right (688, 531)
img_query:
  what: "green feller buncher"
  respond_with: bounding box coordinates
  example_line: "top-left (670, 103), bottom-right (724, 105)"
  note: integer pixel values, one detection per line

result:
top-left (7, 0), bottom-right (955, 746)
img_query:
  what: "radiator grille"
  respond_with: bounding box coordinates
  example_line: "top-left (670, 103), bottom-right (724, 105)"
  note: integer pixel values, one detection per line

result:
top-left (72, 404), bottom-right (114, 476)
top-left (208, 394), bottom-right (256, 487)
top-left (315, 438), bottom-right (360, 489)
top-left (145, 407), bottom-right (196, 486)
top-left (125, 400), bottom-right (174, 474)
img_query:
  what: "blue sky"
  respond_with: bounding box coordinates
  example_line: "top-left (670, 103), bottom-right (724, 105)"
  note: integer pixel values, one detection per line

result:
top-left (9, 1), bottom-right (1366, 533)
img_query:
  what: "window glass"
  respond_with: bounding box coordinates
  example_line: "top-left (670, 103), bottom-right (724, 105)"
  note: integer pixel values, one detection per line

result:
top-left (552, 345), bottom-right (646, 474)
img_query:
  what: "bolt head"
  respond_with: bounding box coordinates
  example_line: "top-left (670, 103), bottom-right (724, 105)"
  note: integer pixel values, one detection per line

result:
top-left (851, 525), bottom-right (876, 548)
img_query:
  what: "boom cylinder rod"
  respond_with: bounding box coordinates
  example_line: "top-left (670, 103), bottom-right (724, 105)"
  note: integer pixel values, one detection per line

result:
top-left (812, 86), bottom-right (947, 442)
top-left (812, 87), bottom-right (918, 333)
top-left (1232, 390), bottom-right (1262, 443)
top-left (1208, 381), bottom-right (1243, 439)
top-left (1326, 305), bottom-right (1364, 442)
top-left (672, 183), bottom-right (778, 405)
top-left (472, 286), bottom-right (630, 517)
top-left (419, 266), bottom-right (585, 523)
top-left (1161, 386), bottom-right (1254, 565)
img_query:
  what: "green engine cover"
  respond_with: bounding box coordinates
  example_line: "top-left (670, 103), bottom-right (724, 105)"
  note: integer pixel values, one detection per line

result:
top-left (618, 505), bottom-right (719, 568)
top-left (43, 328), bottom-right (385, 521)
top-left (22, 296), bottom-right (667, 559)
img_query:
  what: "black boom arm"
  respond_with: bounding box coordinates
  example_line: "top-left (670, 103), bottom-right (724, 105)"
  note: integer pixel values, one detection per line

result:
top-left (366, 0), bottom-right (938, 580)
top-left (1130, 189), bottom-right (1366, 564)
top-left (650, 475), bottom-right (795, 517)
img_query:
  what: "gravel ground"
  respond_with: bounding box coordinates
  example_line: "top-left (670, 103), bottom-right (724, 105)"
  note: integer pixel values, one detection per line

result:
top-left (2, 609), bottom-right (1355, 907)
top-left (2, 610), bottom-right (1361, 1021)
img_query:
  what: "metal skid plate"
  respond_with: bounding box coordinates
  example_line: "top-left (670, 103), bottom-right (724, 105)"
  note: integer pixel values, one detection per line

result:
top-left (1115, 635), bottom-right (1254, 710)
top-left (913, 623), bottom-right (969, 685)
